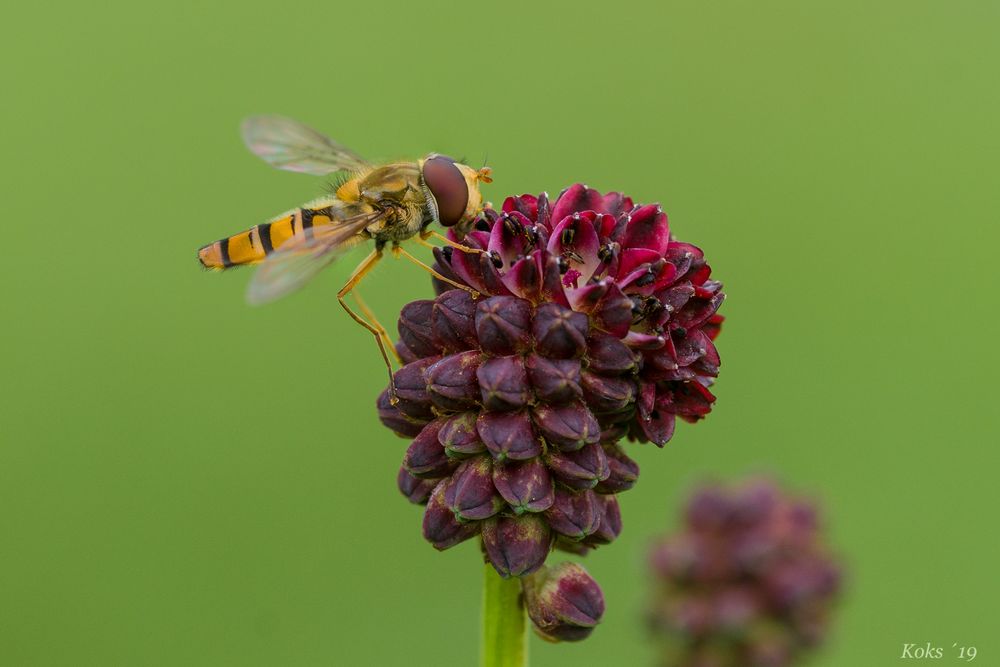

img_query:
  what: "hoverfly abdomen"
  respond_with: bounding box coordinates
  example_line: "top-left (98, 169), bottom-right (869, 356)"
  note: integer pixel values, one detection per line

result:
top-left (197, 201), bottom-right (339, 269)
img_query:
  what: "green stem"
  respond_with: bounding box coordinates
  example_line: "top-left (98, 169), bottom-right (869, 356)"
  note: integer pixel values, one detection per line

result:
top-left (481, 562), bottom-right (528, 667)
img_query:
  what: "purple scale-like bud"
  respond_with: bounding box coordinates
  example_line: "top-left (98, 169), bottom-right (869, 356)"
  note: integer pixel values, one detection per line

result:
top-left (595, 444), bottom-right (639, 493)
top-left (544, 487), bottom-right (601, 539)
top-left (482, 513), bottom-right (552, 578)
top-left (523, 562), bottom-right (605, 642)
top-left (377, 388), bottom-right (427, 438)
top-left (397, 466), bottom-right (439, 504)
top-left (545, 442), bottom-right (610, 490)
top-left (402, 420), bottom-right (451, 479)
top-left (622, 204), bottom-right (670, 255)
top-left (584, 494), bottom-right (622, 546)
top-left (475, 296), bottom-right (533, 355)
top-left (398, 299), bottom-right (439, 357)
top-left (493, 458), bottom-right (554, 514)
top-left (422, 480), bottom-right (479, 550)
top-left (638, 399), bottom-right (677, 447)
top-left (532, 403), bottom-right (600, 451)
top-left (526, 354), bottom-right (582, 404)
top-left (431, 289), bottom-right (479, 352)
top-left (550, 183), bottom-right (603, 222)
top-left (586, 332), bottom-right (639, 375)
top-left (425, 351), bottom-right (483, 412)
top-left (477, 355), bottom-right (531, 411)
top-left (581, 371), bottom-right (636, 414)
top-left (395, 339), bottom-right (419, 365)
top-left (591, 283), bottom-right (633, 337)
top-left (476, 412), bottom-right (542, 461)
top-left (532, 302), bottom-right (589, 358)
top-left (438, 412), bottom-right (486, 457)
top-left (444, 455), bottom-right (503, 521)
top-left (477, 410), bottom-right (542, 461)
top-left (391, 356), bottom-right (439, 421)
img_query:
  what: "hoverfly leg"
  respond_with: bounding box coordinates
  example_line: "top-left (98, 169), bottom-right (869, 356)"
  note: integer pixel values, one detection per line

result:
top-left (352, 289), bottom-right (403, 365)
top-left (394, 244), bottom-right (481, 299)
top-left (337, 249), bottom-right (398, 402)
top-left (418, 230), bottom-right (483, 256)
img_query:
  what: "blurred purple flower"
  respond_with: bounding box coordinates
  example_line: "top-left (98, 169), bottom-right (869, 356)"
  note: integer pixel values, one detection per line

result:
top-left (648, 480), bottom-right (843, 666)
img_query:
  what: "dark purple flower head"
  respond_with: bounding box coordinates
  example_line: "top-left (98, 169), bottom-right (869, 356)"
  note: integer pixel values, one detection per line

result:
top-left (648, 480), bottom-right (842, 667)
top-left (378, 184), bottom-right (725, 640)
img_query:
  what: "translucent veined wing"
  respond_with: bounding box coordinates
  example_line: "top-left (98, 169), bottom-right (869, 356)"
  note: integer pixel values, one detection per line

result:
top-left (246, 210), bottom-right (384, 305)
top-left (241, 115), bottom-right (370, 175)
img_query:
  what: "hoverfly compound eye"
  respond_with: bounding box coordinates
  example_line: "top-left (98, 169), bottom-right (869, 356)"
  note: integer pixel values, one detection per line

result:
top-left (422, 155), bottom-right (469, 227)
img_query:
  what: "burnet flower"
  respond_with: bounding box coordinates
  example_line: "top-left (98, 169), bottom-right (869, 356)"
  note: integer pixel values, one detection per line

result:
top-left (378, 183), bottom-right (724, 640)
top-left (647, 481), bottom-right (842, 667)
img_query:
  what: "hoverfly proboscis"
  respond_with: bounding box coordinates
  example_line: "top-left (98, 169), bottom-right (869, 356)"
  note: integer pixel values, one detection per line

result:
top-left (197, 115), bottom-right (493, 400)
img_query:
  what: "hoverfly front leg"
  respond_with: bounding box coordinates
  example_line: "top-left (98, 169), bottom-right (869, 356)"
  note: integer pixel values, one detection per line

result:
top-left (393, 245), bottom-right (480, 299)
top-left (417, 230), bottom-right (484, 256)
top-left (337, 249), bottom-right (399, 402)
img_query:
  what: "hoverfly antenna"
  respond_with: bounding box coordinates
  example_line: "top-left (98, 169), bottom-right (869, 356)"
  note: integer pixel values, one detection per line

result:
top-left (477, 153), bottom-right (493, 184)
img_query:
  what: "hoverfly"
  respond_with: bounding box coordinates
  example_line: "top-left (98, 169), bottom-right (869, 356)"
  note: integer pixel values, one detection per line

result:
top-left (197, 115), bottom-right (492, 395)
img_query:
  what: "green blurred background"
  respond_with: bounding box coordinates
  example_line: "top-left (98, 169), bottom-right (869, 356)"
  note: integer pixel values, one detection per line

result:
top-left (2, 1), bottom-right (998, 665)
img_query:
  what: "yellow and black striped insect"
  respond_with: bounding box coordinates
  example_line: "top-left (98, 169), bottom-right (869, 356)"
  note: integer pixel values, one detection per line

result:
top-left (198, 115), bottom-right (492, 394)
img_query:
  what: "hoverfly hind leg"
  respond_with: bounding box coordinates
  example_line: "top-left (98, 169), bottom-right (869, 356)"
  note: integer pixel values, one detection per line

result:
top-left (337, 249), bottom-right (399, 403)
top-left (352, 289), bottom-right (403, 365)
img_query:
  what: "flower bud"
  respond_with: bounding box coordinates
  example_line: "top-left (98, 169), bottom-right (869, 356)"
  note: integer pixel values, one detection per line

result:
top-left (477, 355), bottom-right (530, 411)
top-left (438, 411), bottom-right (486, 457)
top-left (402, 420), bottom-right (451, 479)
top-left (544, 487), bottom-right (601, 539)
top-left (592, 283), bottom-right (633, 337)
top-left (477, 410), bottom-right (542, 461)
top-left (391, 356), bottom-right (439, 421)
top-left (432, 289), bottom-right (479, 352)
top-left (422, 481), bottom-right (479, 550)
top-left (532, 403), bottom-right (600, 451)
top-left (585, 494), bottom-right (622, 546)
top-left (492, 458), bottom-right (554, 514)
top-left (581, 371), bottom-right (636, 414)
top-left (377, 388), bottom-right (427, 438)
top-left (532, 302), bottom-right (588, 358)
top-left (595, 444), bottom-right (639, 493)
top-left (475, 296), bottom-right (533, 354)
top-left (523, 562), bottom-right (605, 642)
top-left (545, 442), bottom-right (610, 490)
top-left (398, 299), bottom-right (439, 357)
top-left (397, 466), bottom-right (439, 504)
top-left (444, 455), bottom-right (504, 520)
top-left (482, 513), bottom-right (551, 577)
top-left (525, 354), bottom-right (582, 404)
top-left (586, 332), bottom-right (639, 375)
top-left (425, 350), bottom-right (483, 412)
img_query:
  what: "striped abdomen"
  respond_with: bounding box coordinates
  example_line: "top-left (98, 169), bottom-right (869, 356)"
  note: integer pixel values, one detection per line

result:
top-left (198, 199), bottom-right (343, 269)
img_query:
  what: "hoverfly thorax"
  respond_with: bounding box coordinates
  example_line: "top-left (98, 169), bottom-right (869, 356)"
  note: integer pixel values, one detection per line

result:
top-left (419, 154), bottom-right (492, 228)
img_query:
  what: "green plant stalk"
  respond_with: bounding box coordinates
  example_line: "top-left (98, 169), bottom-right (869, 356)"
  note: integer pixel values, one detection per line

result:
top-left (481, 562), bottom-right (528, 667)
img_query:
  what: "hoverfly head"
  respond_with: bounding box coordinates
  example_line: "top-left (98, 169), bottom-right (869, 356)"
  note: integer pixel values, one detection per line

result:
top-left (420, 154), bottom-right (490, 227)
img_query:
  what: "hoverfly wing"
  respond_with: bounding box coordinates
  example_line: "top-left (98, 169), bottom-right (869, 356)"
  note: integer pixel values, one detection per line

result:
top-left (241, 115), bottom-right (370, 176)
top-left (246, 210), bottom-right (382, 305)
